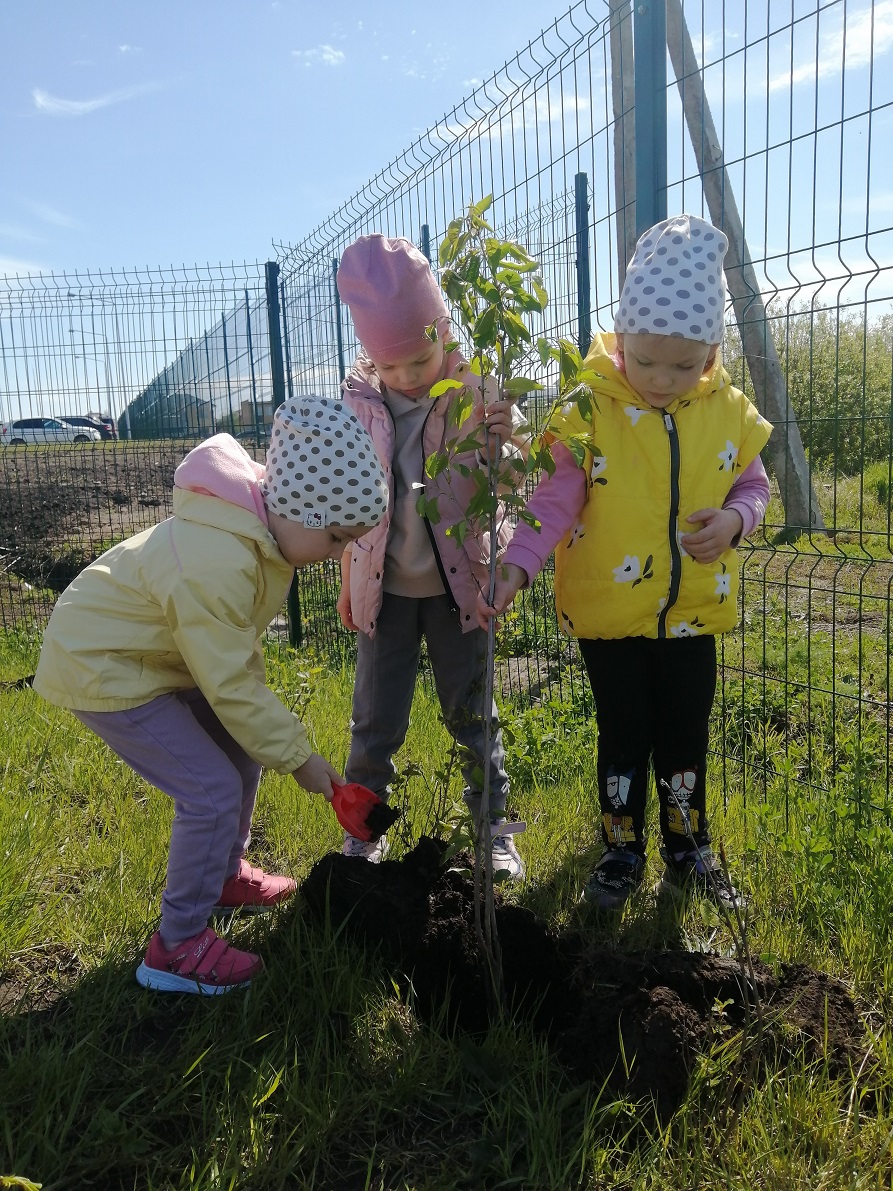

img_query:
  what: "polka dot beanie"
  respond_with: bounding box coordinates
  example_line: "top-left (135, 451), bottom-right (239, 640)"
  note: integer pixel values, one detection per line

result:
top-left (336, 235), bottom-right (449, 364)
top-left (615, 214), bottom-right (729, 345)
top-left (262, 397), bottom-right (388, 528)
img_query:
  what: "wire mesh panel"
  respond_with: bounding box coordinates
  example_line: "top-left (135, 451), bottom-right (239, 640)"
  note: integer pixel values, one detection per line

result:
top-left (661, 0), bottom-right (893, 818)
top-left (0, 263), bottom-right (277, 442)
top-left (1, 0), bottom-right (892, 819)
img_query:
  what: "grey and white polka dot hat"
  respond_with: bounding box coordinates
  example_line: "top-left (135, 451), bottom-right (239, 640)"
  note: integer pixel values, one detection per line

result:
top-left (615, 214), bottom-right (729, 345)
top-left (262, 397), bottom-right (388, 528)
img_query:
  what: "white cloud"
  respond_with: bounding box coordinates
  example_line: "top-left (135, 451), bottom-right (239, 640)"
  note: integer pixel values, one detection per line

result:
top-left (0, 223), bottom-right (43, 243)
top-left (769, 0), bottom-right (893, 91)
top-left (292, 44), bottom-right (345, 68)
top-left (0, 255), bottom-right (46, 278)
top-left (26, 202), bottom-right (79, 229)
top-left (118, 44), bottom-right (141, 54)
top-left (32, 82), bottom-right (159, 116)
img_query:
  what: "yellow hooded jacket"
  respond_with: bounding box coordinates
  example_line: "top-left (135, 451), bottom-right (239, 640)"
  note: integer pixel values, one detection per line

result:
top-left (33, 485), bottom-right (312, 774)
top-left (549, 333), bottom-right (772, 640)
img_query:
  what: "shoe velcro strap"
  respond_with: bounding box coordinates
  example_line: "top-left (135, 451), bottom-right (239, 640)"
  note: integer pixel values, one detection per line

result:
top-left (177, 934), bottom-right (232, 979)
top-left (491, 821), bottom-right (526, 837)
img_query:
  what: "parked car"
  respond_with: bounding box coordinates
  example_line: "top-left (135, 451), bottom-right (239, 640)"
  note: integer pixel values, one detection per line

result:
top-left (59, 414), bottom-right (118, 441)
top-left (0, 417), bottom-right (102, 445)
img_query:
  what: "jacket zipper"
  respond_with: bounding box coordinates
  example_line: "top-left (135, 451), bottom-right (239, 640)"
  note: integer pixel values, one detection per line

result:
top-left (657, 411), bottom-right (682, 639)
top-left (419, 400), bottom-right (459, 613)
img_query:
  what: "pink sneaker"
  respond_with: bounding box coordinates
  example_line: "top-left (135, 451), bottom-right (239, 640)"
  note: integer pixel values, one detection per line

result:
top-left (135, 927), bottom-right (262, 994)
top-left (214, 859), bottom-right (297, 912)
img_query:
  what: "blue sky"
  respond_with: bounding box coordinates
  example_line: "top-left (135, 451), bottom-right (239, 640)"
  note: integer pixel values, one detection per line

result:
top-left (2, 0), bottom-right (890, 313)
top-left (1, 0), bottom-right (582, 276)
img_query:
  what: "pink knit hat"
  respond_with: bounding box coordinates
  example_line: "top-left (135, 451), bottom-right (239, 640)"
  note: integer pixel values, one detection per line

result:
top-left (336, 234), bottom-right (449, 363)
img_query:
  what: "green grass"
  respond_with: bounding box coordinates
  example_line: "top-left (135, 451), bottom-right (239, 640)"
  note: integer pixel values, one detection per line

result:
top-left (1, 636), bottom-right (892, 1189)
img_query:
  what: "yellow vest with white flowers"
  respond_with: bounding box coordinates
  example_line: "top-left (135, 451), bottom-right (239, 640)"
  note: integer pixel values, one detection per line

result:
top-left (550, 333), bottom-right (772, 640)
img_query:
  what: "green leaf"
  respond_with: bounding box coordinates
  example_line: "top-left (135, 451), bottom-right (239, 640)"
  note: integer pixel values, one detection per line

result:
top-left (446, 519), bottom-right (470, 545)
top-left (503, 377), bottom-right (544, 396)
top-left (424, 451), bottom-right (450, 479)
top-left (517, 508), bottom-right (543, 531)
top-left (429, 378), bottom-right (464, 398)
top-left (502, 309), bottom-right (531, 343)
top-left (537, 337), bottom-right (556, 368)
top-left (472, 194), bottom-right (494, 216)
top-left (416, 493), bottom-right (441, 523)
top-left (472, 306), bottom-right (498, 348)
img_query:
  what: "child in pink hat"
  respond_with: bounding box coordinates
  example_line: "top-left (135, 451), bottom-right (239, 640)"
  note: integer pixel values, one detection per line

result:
top-left (335, 234), bottom-right (527, 878)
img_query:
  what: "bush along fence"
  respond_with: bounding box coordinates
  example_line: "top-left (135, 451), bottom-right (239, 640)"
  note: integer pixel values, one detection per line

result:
top-left (1, 0), bottom-right (892, 823)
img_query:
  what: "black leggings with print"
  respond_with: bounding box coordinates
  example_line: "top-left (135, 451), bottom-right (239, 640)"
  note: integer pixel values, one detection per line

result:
top-left (578, 634), bottom-right (717, 856)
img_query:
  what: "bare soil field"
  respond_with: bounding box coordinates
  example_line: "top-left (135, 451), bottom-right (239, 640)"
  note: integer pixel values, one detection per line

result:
top-left (0, 440), bottom-right (235, 629)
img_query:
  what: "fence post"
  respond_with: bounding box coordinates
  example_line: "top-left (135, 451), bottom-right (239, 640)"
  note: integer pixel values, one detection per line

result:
top-left (265, 261), bottom-right (286, 415)
top-left (574, 172), bottom-right (592, 356)
top-left (609, 0), bottom-right (638, 285)
top-left (420, 224), bottom-right (432, 262)
top-left (332, 258), bottom-right (346, 382)
top-left (633, 0), bottom-right (667, 235)
top-left (266, 260), bottom-right (303, 647)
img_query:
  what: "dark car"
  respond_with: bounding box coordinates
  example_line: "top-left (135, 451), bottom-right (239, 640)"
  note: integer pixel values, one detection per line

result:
top-left (59, 414), bottom-right (118, 441)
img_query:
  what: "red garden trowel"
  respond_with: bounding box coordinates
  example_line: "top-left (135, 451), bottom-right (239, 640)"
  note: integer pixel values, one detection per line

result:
top-left (330, 782), bottom-right (400, 842)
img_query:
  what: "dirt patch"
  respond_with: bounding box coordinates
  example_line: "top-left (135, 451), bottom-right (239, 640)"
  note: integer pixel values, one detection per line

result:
top-left (0, 441), bottom-right (224, 627)
top-left (301, 839), bottom-right (865, 1115)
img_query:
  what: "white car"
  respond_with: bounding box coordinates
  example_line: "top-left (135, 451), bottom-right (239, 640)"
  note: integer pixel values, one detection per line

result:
top-left (0, 417), bottom-right (102, 445)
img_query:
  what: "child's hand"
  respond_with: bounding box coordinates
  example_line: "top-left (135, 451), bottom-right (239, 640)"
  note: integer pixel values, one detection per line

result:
top-left (681, 508), bottom-right (743, 564)
top-left (336, 585), bottom-right (358, 631)
top-left (292, 754), bottom-right (344, 800)
top-left (476, 563), bottom-right (528, 630)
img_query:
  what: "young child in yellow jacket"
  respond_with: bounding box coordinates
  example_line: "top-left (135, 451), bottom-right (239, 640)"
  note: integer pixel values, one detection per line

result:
top-left (34, 398), bottom-right (387, 992)
top-left (479, 215), bottom-right (772, 911)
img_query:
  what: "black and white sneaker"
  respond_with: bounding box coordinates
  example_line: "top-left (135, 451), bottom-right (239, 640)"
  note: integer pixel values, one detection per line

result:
top-left (582, 848), bottom-right (645, 910)
top-left (658, 846), bottom-right (747, 912)
top-left (489, 820), bottom-right (526, 881)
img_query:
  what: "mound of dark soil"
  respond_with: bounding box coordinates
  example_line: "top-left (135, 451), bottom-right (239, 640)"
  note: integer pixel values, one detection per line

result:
top-left (301, 839), bottom-right (865, 1114)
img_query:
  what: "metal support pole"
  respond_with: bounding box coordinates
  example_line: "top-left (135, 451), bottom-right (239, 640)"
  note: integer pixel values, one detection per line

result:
top-left (265, 261), bottom-right (287, 416)
top-left (332, 258), bottom-right (346, 383)
top-left (633, 0), bottom-right (668, 235)
top-left (574, 172), bottom-right (592, 356)
top-left (420, 224), bottom-right (432, 263)
top-left (609, 0), bottom-right (638, 285)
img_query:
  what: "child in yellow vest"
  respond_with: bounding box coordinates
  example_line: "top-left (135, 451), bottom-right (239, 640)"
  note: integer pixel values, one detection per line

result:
top-left (478, 214), bottom-right (772, 910)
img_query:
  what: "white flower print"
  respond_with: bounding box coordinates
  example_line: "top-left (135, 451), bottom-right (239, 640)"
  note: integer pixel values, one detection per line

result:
top-left (590, 456), bottom-right (608, 483)
top-left (613, 555), bottom-right (641, 583)
top-left (676, 524), bottom-right (689, 558)
top-left (714, 571), bottom-right (731, 598)
top-left (670, 622), bottom-right (700, 638)
top-left (568, 522), bottom-right (586, 547)
top-left (624, 406), bottom-right (648, 427)
top-left (718, 440), bottom-right (738, 471)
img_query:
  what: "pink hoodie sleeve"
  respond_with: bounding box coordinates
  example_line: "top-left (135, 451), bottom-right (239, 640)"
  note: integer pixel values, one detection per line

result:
top-left (723, 455), bottom-right (770, 541)
top-left (503, 442), bottom-right (587, 584)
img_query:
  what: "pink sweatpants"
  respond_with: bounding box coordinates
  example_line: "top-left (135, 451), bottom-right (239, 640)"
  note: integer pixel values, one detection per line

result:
top-left (74, 689), bottom-right (261, 946)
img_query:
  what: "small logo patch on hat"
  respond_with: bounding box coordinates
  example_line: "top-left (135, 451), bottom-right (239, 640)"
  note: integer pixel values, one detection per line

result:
top-left (304, 510), bottom-right (324, 528)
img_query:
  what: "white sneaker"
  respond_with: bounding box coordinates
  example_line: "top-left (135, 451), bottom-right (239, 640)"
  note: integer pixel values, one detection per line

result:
top-left (341, 832), bottom-right (389, 862)
top-left (490, 820), bottom-right (526, 881)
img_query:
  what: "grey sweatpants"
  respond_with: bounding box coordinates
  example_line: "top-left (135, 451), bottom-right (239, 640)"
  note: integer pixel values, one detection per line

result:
top-left (74, 689), bottom-right (261, 947)
top-left (346, 592), bottom-right (509, 820)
